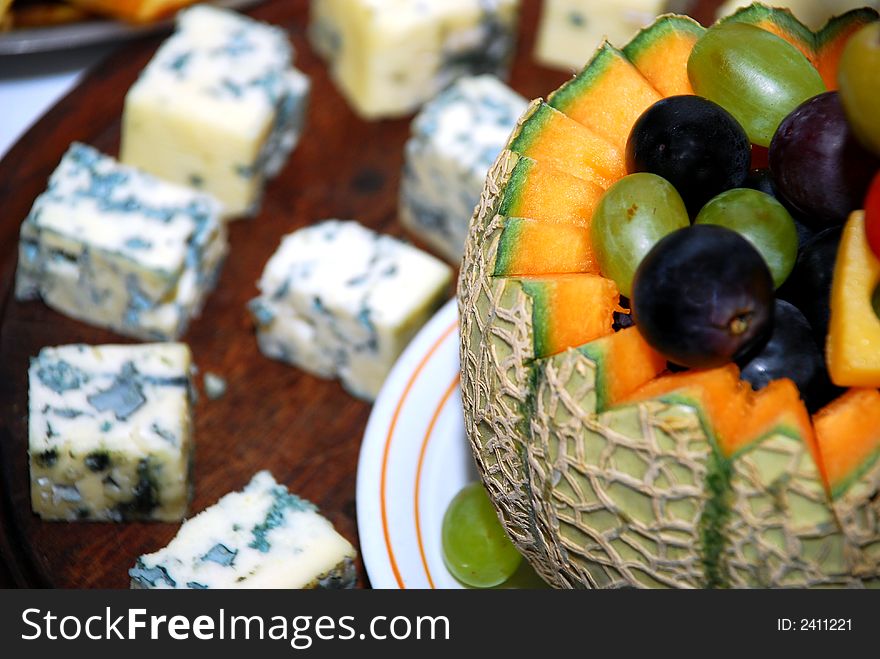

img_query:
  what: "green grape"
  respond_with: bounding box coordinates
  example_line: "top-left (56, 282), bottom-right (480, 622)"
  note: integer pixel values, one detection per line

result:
top-left (494, 560), bottom-right (551, 589)
top-left (591, 172), bottom-right (690, 298)
top-left (441, 482), bottom-right (521, 588)
top-left (688, 23), bottom-right (826, 147)
top-left (695, 188), bottom-right (798, 288)
top-left (839, 22), bottom-right (880, 156)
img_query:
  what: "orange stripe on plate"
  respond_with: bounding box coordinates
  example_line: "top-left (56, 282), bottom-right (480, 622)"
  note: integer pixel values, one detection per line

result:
top-left (414, 374), bottom-right (461, 589)
top-left (381, 320), bottom-right (457, 589)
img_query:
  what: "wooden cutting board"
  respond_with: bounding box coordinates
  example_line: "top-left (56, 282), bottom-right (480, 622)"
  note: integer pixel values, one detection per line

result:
top-left (0, 0), bottom-right (722, 588)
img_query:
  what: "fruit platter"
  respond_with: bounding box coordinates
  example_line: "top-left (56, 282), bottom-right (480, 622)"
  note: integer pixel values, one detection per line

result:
top-left (459, 2), bottom-right (880, 588)
top-left (0, 0), bottom-right (576, 589)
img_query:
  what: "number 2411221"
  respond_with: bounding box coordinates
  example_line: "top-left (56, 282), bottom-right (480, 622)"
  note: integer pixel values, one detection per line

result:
top-left (777, 619), bottom-right (852, 631)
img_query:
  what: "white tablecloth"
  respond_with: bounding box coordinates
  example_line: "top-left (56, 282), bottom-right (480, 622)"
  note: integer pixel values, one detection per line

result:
top-left (0, 44), bottom-right (115, 160)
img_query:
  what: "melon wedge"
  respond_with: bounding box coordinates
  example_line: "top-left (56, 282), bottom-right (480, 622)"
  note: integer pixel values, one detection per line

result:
top-left (622, 368), bottom-right (818, 463)
top-left (726, 378), bottom-right (838, 588)
top-left (517, 274), bottom-right (619, 358)
top-left (578, 326), bottom-right (667, 411)
top-left (498, 155), bottom-right (604, 226)
top-left (509, 102), bottom-right (625, 188)
top-left (548, 42), bottom-right (662, 152)
top-left (623, 15), bottom-right (705, 97)
top-left (815, 8), bottom-right (879, 90)
top-left (622, 364), bottom-right (751, 453)
top-left (719, 3), bottom-right (817, 65)
top-left (814, 388), bottom-right (880, 500)
top-left (616, 365), bottom-right (832, 588)
top-left (737, 379), bottom-right (818, 460)
top-left (812, 387), bottom-right (880, 583)
top-left (493, 217), bottom-right (597, 277)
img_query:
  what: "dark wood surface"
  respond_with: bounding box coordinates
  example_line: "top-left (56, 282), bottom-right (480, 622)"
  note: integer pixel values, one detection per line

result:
top-left (0, 0), bottom-right (722, 588)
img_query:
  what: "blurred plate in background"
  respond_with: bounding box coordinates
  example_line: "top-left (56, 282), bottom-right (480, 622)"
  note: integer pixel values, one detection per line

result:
top-left (0, 0), bottom-right (261, 55)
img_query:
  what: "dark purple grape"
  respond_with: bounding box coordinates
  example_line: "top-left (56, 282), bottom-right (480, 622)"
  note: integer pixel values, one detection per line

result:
top-left (612, 297), bottom-right (635, 332)
top-left (738, 300), bottom-right (841, 412)
top-left (744, 168), bottom-right (816, 248)
top-left (632, 225), bottom-right (774, 368)
top-left (744, 167), bottom-right (777, 197)
top-left (626, 95), bottom-right (751, 216)
top-left (776, 226), bottom-right (842, 350)
top-left (769, 91), bottom-right (880, 229)
top-left (794, 222), bottom-right (818, 259)
top-left (667, 361), bottom-right (690, 373)
top-left (612, 311), bottom-right (634, 332)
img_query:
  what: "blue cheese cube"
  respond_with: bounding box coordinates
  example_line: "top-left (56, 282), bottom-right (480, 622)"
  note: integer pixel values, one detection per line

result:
top-left (248, 299), bottom-right (338, 379)
top-left (535, 0), bottom-right (667, 70)
top-left (15, 143), bottom-right (227, 341)
top-left (29, 343), bottom-right (195, 522)
top-left (121, 5), bottom-right (310, 218)
top-left (249, 220), bottom-right (452, 400)
top-left (400, 75), bottom-right (527, 262)
top-left (309, 0), bottom-right (521, 119)
top-left (129, 471), bottom-right (357, 589)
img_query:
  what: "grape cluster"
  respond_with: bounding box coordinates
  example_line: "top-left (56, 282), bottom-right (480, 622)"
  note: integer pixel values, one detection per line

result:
top-left (592, 19), bottom-right (880, 411)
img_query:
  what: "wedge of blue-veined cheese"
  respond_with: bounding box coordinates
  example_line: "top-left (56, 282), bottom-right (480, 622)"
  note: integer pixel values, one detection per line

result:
top-left (309, 0), bottom-right (520, 119)
top-left (535, 0), bottom-right (668, 70)
top-left (15, 143), bottom-right (227, 341)
top-left (130, 471), bottom-right (357, 589)
top-left (400, 75), bottom-right (527, 262)
top-left (248, 220), bottom-right (452, 400)
top-left (29, 343), bottom-right (195, 522)
top-left (121, 5), bottom-right (310, 218)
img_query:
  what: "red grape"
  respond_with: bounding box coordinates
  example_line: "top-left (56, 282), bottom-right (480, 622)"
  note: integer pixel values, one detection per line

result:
top-left (770, 92), bottom-right (880, 229)
top-left (866, 171), bottom-right (880, 260)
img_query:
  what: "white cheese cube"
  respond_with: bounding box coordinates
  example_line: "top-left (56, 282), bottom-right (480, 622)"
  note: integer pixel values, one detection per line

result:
top-left (249, 220), bottom-right (452, 400)
top-left (130, 471), bottom-right (357, 589)
top-left (29, 343), bottom-right (195, 522)
top-left (535, 0), bottom-right (668, 70)
top-left (309, 0), bottom-right (521, 119)
top-left (400, 75), bottom-right (527, 263)
top-left (121, 5), bottom-right (310, 218)
top-left (15, 143), bottom-right (228, 341)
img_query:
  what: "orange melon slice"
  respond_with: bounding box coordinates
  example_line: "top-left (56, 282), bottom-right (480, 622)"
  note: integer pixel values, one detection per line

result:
top-left (578, 326), bottom-right (668, 411)
top-left (548, 42), bottom-right (663, 152)
top-left (518, 274), bottom-right (619, 359)
top-left (815, 8), bottom-right (879, 90)
top-left (498, 156), bottom-right (604, 227)
top-left (509, 102), bottom-right (625, 188)
top-left (623, 15), bottom-right (705, 97)
top-left (493, 217), bottom-right (598, 277)
top-left (814, 388), bottom-right (880, 499)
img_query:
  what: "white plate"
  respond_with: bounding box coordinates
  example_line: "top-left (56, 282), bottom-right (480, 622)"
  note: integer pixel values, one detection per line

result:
top-left (356, 298), bottom-right (477, 589)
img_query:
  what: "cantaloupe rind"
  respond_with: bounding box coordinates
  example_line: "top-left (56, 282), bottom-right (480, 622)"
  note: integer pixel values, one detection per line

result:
top-left (458, 7), bottom-right (880, 588)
